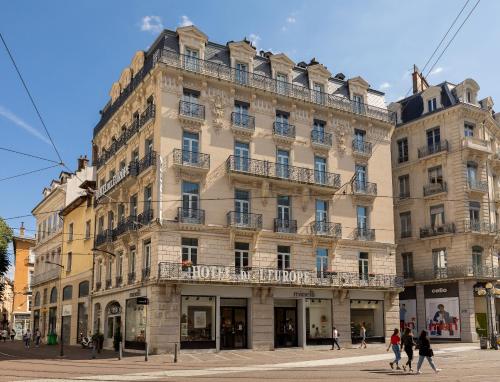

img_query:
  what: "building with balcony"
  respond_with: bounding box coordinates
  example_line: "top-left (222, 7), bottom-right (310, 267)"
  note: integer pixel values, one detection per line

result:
top-left (11, 225), bottom-right (36, 338)
top-left (389, 66), bottom-right (500, 342)
top-left (90, 25), bottom-right (398, 353)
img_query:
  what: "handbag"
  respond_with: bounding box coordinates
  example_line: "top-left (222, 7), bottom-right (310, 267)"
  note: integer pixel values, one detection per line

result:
top-left (428, 348), bottom-right (434, 357)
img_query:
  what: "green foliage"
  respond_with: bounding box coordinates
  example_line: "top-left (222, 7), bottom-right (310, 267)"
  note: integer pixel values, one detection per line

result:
top-left (0, 217), bottom-right (13, 299)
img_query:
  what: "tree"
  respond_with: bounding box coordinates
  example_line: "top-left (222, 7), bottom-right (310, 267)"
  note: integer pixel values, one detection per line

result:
top-left (0, 217), bottom-right (13, 299)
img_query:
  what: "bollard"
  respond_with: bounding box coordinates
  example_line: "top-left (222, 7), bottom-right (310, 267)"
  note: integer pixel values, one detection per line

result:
top-left (174, 343), bottom-right (178, 363)
top-left (118, 341), bottom-right (122, 360)
top-left (145, 342), bottom-right (148, 362)
top-left (92, 343), bottom-right (96, 359)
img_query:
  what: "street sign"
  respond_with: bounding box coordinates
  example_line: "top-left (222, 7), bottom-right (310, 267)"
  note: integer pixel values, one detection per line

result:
top-left (137, 297), bottom-right (149, 305)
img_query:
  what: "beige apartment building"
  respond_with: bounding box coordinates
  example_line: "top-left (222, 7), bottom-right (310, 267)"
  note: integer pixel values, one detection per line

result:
top-left (390, 67), bottom-right (500, 342)
top-left (91, 25), bottom-right (400, 353)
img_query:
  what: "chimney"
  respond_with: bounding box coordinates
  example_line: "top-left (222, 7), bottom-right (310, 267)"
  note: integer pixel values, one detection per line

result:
top-left (412, 64), bottom-right (429, 94)
top-left (19, 222), bottom-right (25, 237)
top-left (77, 155), bottom-right (89, 171)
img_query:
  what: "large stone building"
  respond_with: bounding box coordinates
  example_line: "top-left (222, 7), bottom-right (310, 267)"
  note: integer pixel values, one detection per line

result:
top-left (11, 226), bottom-right (36, 338)
top-left (90, 25), bottom-right (400, 353)
top-left (390, 67), bottom-right (500, 342)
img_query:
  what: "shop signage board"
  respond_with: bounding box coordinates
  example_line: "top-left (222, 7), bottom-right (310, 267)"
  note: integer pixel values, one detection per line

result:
top-left (136, 297), bottom-right (149, 305)
top-left (95, 166), bottom-right (129, 200)
top-left (62, 304), bottom-right (72, 317)
top-left (424, 282), bottom-right (460, 339)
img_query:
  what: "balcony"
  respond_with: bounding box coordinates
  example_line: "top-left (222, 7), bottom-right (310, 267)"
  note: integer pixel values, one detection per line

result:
top-left (105, 279), bottom-right (112, 289)
top-left (137, 209), bottom-right (154, 226)
top-left (95, 229), bottom-right (114, 246)
top-left (155, 50), bottom-right (396, 125)
top-left (172, 149), bottom-right (210, 174)
top-left (273, 122), bottom-right (296, 144)
top-left (177, 208), bottom-right (205, 225)
top-left (352, 181), bottom-right (377, 200)
top-left (128, 272), bottom-right (136, 284)
top-left (274, 218), bottom-right (298, 234)
top-left (179, 100), bottom-right (205, 128)
top-left (310, 221), bottom-right (342, 238)
top-left (114, 216), bottom-right (138, 238)
top-left (419, 223), bottom-right (455, 238)
top-left (226, 211), bottom-right (262, 230)
top-left (423, 182), bottom-right (447, 197)
top-left (353, 228), bottom-right (375, 241)
top-left (31, 268), bottom-right (60, 286)
top-left (461, 136), bottom-right (492, 156)
top-left (115, 276), bottom-right (123, 287)
top-left (352, 140), bottom-right (372, 159)
top-left (158, 262), bottom-right (403, 289)
top-left (24, 253), bottom-right (35, 266)
top-left (466, 179), bottom-right (488, 194)
top-left (142, 267), bottom-right (151, 281)
top-left (95, 281), bottom-right (102, 290)
top-left (464, 219), bottom-right (494, 234)
top-left (231, 112), bottom-right (255, 137)
top-left (417, 140), bottom-right (449, 159)
top-left (400, 230), bottom-right (412, 239)
top-left (413, 265), bottom-right (500, 282)
top-left (226, 155), bottom-right (341, 191)
top-left (311, 130), bottom-right (333, 150)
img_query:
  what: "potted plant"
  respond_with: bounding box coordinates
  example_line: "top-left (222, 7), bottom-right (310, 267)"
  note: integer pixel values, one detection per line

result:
top-left (182, 260), bottom-right (193, 271)
top-left (113, 329), bottom-right (122, 352)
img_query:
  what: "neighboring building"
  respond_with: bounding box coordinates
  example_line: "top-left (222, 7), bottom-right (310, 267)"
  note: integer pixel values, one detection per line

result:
top-left (390, 66), bottom-right (500, 342)
top-left (91, 25), bottom-right (399, 353)
top-left (11, 225), bottom-right (36, 338)
top-left (59, 156), bottom-right (95, 345)
top-left (0, 277), bottom-right (13, 330)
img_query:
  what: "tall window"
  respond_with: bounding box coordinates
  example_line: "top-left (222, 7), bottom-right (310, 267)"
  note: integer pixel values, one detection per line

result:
top-left (316, 248), bottom-right (328, 277)
top-left (314, 156), bottom-right (327, 184)
top-left (63, 286), bottom-right (72, 301)
top-left (432, 248), bottom-right (447, 277)
top-left (116, 252), bottom-right (123, 278)
top-left (428, 166), bottom-right (443, 185)
top-left (400, 212), bottom-right (412, 238)
top-left (235, 62), bottom-right (248, 84)
top-left (68, 223), bottom-right (74, 241)
top-left (358, 252), bottom-right (369, 280)
top-left (466, 161), bottom-right (478, 187)
top-left (472, 246), bottom-right (483, 272)
top-left (430, 204), bottom-right (445, 228)
top-left (182, 131), bottom-right (199, 164)
top-left (132, 148), bottom-right (139, 163)
top-left (130, 194), bottom-right (138, 218)
top-left (235, 189), bottom-right (250, 225)
top-left (276, 195), bottom-right (291, 232)
top-left (145, 137), bottom-right (153, 156)
top-left (182, 181), bottom-right (200, 221)
top-left (276, 73), bottom-right (288, 94)
top-left (182, 238), bottom-right (198, 265)
top-left (98, 216), bottom-right (104, 234)
top-left (107, 211), bottom-right (114, 231)
top-left (469, 201), bottom-right (481, 222)
top-left (354, 129), bottom-right (366, 150)
top-left (275, 111), bottom-right (290, 135)
top-left (276, 149), bottom-right (290, 178)
top-left (277, 246), bottom-right (291, 270)
top-left (355, 164), bottom-right (367, 190)
top-left (66, 252), bottom-right (72, 272)
top-left (106, 260), bottom-right (112, 281)
top-left (129, 247), bottom-right (136, 277)
top-left (144, 185), bottom-right (152, 213)
top-left (399, 175), bottom-right (410, 198)
top-left (182, 89), bottom-right (201, 116)
top-left (397, 138), bottom-right (409, 163)
top-left (402, 252), bottom-right (414, 278)
top-left (233, 102), bottom-right (250, 127)
top-left (312, 119), bottom-right (326, 143)
top-left (184, 48), bottom-right (199, 71)
top-left (357, 206), bottom-right (368, 230)
top-left (464, 122), bottom-right (474, 137)
top-left (235, 242), bottom-right (249, 273)
top-left (426, 127), bottom-right (441, 151)
top-left (85, 220), bottom-right (91, 239)
top-left (234, 141), bottom-right (250, 171)
top-left (118, 204), bottom-right (125, 223)
top-left (143, 240), bottom-right (151, 271)
top-left (315, 199), bottom-right (328, 233)
top-left (427, 98), bottom-right (437, 112)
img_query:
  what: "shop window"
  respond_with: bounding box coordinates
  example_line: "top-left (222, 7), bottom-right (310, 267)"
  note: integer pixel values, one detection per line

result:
top-left (62, 285), bottom-right (72, 301)
top-left (125, 298), bottom-right (147, 350)
top-left (350, 300), bottom-right (384, 342)
top-left (180, 296), bottom-right (216, 349)
top-left (48, 307), bottom-right (57, 335)
top-left (306, 299), bottom-right (332, 345)
top-left (78, 281), bottom-right (89, 298)
top-left (77, 303), bottom-right (88, 343)
top-left (49, 287), bottom-right (57, 304)
top-left (105, 302), bottom-right (122, 339)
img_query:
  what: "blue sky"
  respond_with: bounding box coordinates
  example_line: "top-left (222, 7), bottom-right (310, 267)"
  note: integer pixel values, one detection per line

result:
top-left (0, 0), bottom-right (499, 242)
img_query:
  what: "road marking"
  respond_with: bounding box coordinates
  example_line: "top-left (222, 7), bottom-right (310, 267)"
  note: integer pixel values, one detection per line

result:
top-left (229, 351), bottom-right (251, 359)
top-left (0, 350), bottom-right (17, 358)
top-left (18, 346), bottom-right (477, 382)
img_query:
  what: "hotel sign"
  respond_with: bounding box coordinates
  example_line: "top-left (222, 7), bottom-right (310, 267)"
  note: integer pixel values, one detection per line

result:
top-left (95, 166), bottom-right (129, 200)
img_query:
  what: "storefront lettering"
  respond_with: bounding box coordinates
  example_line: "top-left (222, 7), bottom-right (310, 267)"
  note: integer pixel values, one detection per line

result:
top-left (95, 166), bottom-right (129, 200)
top-left (431, 288), bottom-right (448, 294)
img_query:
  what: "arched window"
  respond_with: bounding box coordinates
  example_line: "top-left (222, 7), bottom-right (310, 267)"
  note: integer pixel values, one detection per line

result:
top-left (49, 287), bottom-right (57, 304)
top-left (34, 292), bottom-right (41, 307)
top-left (79, 281), bottom-right (89, 298)
top-left (63, 285), bottom-right (73, 301)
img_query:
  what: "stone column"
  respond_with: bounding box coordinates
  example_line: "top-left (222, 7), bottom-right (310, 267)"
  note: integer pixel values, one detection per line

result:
top-left (297, 297), bottom-right (306, 348)
top-left (459, 280), bottom-right (477, 342)
top-left (416, 285), bottom-right (426, 334)
top-left (215, 296), bottom-right (221, 351)
top-left (149, 284), bottom-right (180, 354)
top-left (384, 291), bottom-right (400, 341)
top-left (250, 287), bottom-right (273, 350)
top-left (332, 290), bottom-right (350, 346)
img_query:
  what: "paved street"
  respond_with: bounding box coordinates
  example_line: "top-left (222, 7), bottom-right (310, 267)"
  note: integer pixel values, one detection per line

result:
top-left (0, 341), bottom-right (499, 381)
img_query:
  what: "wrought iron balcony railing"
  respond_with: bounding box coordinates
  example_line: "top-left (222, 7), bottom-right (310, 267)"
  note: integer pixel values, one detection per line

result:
top-left (273, 218), bottom-right (298, 234)
top-left (464, 219), bottom-right (493, 233)
top-left (310, 221), bottom-right (342, 238)
top-left (95, 229), bottom-right (114, 246)
top-left (273, 122), bottom-right (296, 139)
top-left (115, 275), bottom-right (123, 286)
top-left (179, 100), bottom-right (205, 119)
top-left (231, 112), bottom-right (255, 130)
top-left (352, 181), bottom-right (377, 196)
top-left (352, 139), bottom-right (372, 156)
top-left (178, 207), bottom-right (205, 224)
top-left (105, 279), bottom-right (112, 289)
top-left (417, 140), bottom-right (449, 158)
top-left (419, 223), bottom-right (455, 238)
top-left (226, 155), bottom-right (341, 189)
top-left (128, 272), bottom-right (136, 284)
top-left (158, 262), bottom-right (403, 289)
top-left (142, 267), bottom-right (151, 281)
top-left (413, 265), bottom-right (500, 282)
top-left (226, 211), bottom-right (262, 230)
top-left (137, 209), bottom-right (154, 226)
top-left (154, 50), bottom-right (396, 124)
top-left (423, 182), bottom-right (447, 196)
top-left (130, 151), bottom-right (156, 176)
top-left (467, 179), bottom-right (488, 192)
top-left (31, 268), bottom-right (61, 286)
top-left (114, 216), bottom-right (138, 237)
top-left (311, 130), bottom-right (333, 147)
top-left (353, 227), bottom-right (375, 241)
top-left (172, 149), bottom-right (210, 170)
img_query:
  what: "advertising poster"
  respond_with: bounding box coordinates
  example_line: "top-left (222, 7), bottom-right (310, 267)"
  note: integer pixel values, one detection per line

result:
top-left (194, 311), bottom-right (207, 329)
top-left (424, 283), bottom-right (460, 339)
top-left (399, 299), bottom-right (417, 336)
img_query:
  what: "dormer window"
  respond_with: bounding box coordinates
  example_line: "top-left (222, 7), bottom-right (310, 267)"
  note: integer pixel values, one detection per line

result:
top-left (428, 98), bottom-right (437, 112)
top-left (235, 62), bottom-right (248, 85)
top-left (184, 48), bottom-right (199, 72)
top-left (353, 94), bottom-right (364, 114)
top-left (276, 73), bottom-right (288, 95)
top-left (313, 82), bottom-right (325, 104)
top-left (467, 90), bottom-right (472, 103)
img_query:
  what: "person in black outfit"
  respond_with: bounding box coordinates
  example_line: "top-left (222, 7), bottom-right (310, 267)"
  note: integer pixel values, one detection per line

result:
top-left (400, 328), bottom-right (416, 372)
top-left (416, 330), bottom-right (440, 374)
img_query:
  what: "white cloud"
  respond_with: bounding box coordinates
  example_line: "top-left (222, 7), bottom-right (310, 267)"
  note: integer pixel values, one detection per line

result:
top-left (380, 82), bottom-right (391, 90)
top-left (179, 15), bottom-right (193, 27)
top-left (248, 33), bottom-right (261, 49)
top-left (429, 66), bottom-right (444, 76)
top-left (0, 105), bottom-right (51, 145)
top-left (286, 16), bottom-right (296, 24)
top-left (140, 16), bottom-right (163, 34)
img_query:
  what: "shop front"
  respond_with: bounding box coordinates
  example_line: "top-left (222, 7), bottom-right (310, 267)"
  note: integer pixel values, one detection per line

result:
top-left (125, 296), bottom-right (147, 350)
top-left (13, 313), bottom-right (31, 339)
top-left (423, 282), bottom-right (460, 340)
top-left (220, 298), bottom-right (247, 350)
top-left (350, 299), bottom-right (385, 343)
top-left (180, 295), bottom-right (216, 349)
top-left (274, 299), bottom-right (298, 348)
top-left (399, 286), bottom-right (417, 336)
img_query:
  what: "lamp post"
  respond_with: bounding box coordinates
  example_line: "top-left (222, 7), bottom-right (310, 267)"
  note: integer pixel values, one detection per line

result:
top-left (477, 282), bottom-right (499, 350)
top-left (45, 261), bottom-right (64, 357)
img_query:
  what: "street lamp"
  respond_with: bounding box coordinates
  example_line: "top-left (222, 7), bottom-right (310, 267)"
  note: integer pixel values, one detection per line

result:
top-left (45, 260), bottom-right (64, 357)
top-left (477, 282), bottom-right (499, 350)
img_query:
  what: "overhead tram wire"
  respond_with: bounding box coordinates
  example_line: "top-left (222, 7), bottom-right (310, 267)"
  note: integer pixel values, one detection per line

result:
top-left (0, 164), bottom-right (60, 182)
top-left (0, 147), bottom-right (61, 164)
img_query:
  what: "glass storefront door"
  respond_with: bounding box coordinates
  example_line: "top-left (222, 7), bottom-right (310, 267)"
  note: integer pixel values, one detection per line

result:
top-left (275, 303), bottom-right (298, 348)
top-left (181, 296), bottom-right (216, 349)
top-left (221, 301), bottom-right (247, 349)
top-left (62, 316), bottom-right (71, 345)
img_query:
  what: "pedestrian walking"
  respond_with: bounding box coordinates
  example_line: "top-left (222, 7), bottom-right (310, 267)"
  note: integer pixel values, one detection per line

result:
top-left (1, 328), bottom-right (7, 342)
top-left (401, 328), bottom-right (416, 372)
top-left (23, 329), bottom-right (31, 349)
top-left (359, 322), bottom-right (367, 349)
top-left (331, 326), bottom-right (341, 350)
top-left (10, 328), bottom-right (16, 341)
top-left (387, 328), bottom-right (401, 370)
top-left (416, 330), bottom-right (441, 374)
top-left (35, 329), bottom-right (41, 347)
